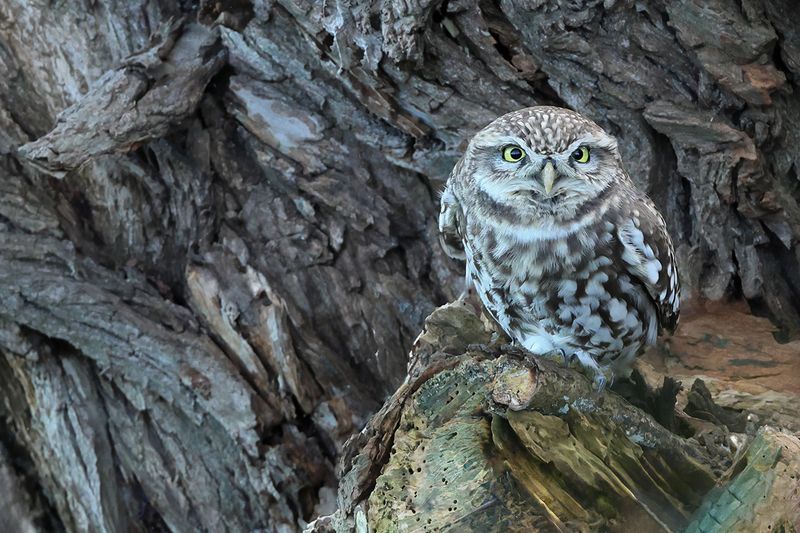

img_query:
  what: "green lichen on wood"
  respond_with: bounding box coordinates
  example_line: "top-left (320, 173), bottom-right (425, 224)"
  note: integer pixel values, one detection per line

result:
top-left (366, 354), bottom-right (723, 532)
top-left (491, 414), bottom-right (602, 531)
top-left (499, 407), bottom-right (715, 532)
top-left (329, 304), bottom-right (799, 533)
top-left (686, 427), bottom-right (800, 533)
top-left (367, 359), bottom-right (554, 531)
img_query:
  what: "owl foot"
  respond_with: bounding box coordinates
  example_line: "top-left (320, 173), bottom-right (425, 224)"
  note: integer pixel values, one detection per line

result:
top-left (593, 370), bottom-right (617, 394)
top-left (569, 350), bottom-right (613, 393)
top-left (594, 374), bottom-right (607, 393)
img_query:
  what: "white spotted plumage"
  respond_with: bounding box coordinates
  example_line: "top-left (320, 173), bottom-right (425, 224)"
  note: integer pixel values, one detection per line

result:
top-left (439, 106), bottom-right (680, 387)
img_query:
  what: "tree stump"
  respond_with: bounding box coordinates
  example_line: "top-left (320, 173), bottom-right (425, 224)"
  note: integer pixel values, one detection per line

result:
top-left (311, 303), bottom-right (800, 532)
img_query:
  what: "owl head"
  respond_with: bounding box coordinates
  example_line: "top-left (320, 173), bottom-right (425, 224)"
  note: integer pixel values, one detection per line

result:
top-left (459, 106), bottom-right (627, 219)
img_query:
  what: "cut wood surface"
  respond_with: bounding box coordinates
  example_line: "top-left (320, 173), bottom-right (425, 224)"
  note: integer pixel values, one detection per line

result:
top-left (1, 0), bottom-right (799, 531)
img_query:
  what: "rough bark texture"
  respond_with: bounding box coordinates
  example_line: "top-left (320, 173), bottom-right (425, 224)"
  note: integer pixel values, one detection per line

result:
top-left (1, 1), bottom-right (800, 531)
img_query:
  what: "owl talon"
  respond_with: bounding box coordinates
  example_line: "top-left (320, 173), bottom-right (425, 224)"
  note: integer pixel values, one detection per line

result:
top-left (594, 375), bottom-right (607, 393)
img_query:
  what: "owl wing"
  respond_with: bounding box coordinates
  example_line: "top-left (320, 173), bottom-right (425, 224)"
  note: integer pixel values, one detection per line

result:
top-left (438, 182), bottom-right (466, 260)
top-left (616, 195), bottom-right (680, 334)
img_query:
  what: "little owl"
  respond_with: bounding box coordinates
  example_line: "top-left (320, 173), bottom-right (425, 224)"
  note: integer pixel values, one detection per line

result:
top-left (439, 106), bottom-right (680, 389)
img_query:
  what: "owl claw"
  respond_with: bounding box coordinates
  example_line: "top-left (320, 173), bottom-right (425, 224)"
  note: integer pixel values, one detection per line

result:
top-left (594, 374), bottom-right (607, 393)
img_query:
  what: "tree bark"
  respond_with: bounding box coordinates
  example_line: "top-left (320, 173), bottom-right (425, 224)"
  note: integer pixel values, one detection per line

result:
top-left (1, 1), bottom-right (799, 531)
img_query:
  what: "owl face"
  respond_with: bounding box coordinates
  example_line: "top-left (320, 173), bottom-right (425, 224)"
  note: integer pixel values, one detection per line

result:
top-left (461, 107), bottom-right (624, 219)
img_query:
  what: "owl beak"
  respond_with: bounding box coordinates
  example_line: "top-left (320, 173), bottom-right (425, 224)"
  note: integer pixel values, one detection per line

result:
top-left (541, 160), bottom-right (557, 195)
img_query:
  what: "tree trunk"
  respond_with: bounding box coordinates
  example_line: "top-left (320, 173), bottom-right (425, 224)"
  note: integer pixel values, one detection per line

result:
top-left (1, 1), bottom-right (799, 531)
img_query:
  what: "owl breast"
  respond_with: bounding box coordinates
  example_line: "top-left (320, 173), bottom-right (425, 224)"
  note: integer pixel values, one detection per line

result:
top-left (464, 215), bottom-right (657, 373)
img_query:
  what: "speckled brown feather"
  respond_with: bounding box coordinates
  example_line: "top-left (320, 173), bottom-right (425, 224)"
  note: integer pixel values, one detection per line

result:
top-left (439, 106), bottom-right (680, 384)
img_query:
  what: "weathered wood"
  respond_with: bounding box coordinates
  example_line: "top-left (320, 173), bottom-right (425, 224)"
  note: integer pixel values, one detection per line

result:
top-left (318, 303), bottom-right (800, 533)
top-left (686, 427), bottom-right (800, 533)
top-left (1, 0), bottom-right (800, 531)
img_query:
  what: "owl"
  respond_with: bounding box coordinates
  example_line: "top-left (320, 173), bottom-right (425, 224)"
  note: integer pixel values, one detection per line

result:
top-left (439, 106), bottom-right (680, 390)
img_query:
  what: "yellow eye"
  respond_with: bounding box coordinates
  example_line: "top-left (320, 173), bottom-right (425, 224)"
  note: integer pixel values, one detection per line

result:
top-left (572, 146), bottom-right (590, 163)
top-left (502, 145), bottom-right (526, 162)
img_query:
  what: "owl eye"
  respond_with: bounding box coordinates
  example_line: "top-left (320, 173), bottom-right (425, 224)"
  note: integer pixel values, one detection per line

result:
top-left (571, 146), bottom-right (590, 163)
top-left (502, 145), bottom-right (526, 162)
